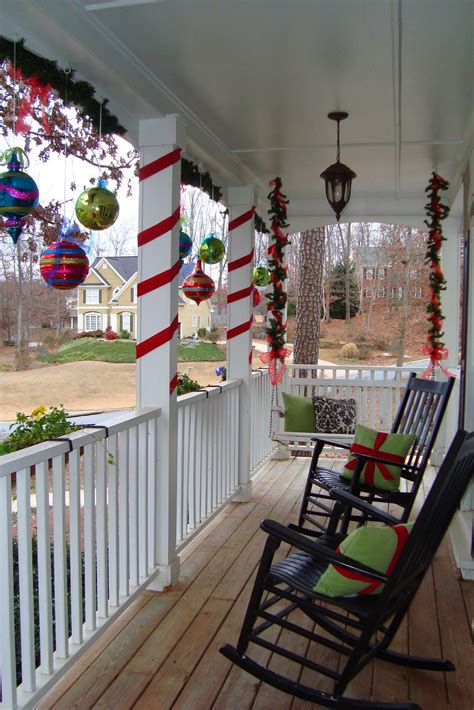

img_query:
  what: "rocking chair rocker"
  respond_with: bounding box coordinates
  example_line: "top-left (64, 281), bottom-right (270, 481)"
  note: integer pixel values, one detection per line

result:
top-left (220, 429), bottom-right (473, 710)
top-left (297, 373), bottom-right (454, 537)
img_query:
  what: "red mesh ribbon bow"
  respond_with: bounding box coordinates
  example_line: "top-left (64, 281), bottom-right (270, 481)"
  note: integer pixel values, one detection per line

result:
top-left (422, 345), bottom-right (455, 379)
top-left (259, 347), bottom-right (290, 385)
top-left (345, 432), bottom-right (404, 487)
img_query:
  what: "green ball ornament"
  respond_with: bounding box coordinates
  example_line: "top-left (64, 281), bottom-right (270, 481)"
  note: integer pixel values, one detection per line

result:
top-left (199, 233), bottom-right (225, 265)
top-left (75, 179), bottom-right (120, 231)
top-left (253, 265), bottom-right (270, 287)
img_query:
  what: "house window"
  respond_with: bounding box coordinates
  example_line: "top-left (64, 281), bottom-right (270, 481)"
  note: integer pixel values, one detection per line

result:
top-left (366, 268), bottom-right (374, 280)
top-left (191, 315), bottom-right (200, 328)
top-left (121, 312), bottom-right (131, 332)
top-left (85, 288), bottom-right (100, 304)
top-left (379, 268), bottom-right (387, 280)
top-left (85, 313), bottom-right (102, 331)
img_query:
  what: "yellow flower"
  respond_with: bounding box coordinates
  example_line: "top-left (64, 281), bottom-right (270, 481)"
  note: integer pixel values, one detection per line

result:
top-left (31, 405), bottom-right (46, 419)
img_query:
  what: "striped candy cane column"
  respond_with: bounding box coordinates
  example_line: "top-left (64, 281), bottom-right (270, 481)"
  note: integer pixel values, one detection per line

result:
top-left (137, 116), bottom-right (185, 588)
top-left (227, 186), bottom-right (257, 501)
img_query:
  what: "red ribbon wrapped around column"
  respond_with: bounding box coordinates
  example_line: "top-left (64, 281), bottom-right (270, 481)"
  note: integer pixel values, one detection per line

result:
top-left (422, 345), bottom-right (455, 379)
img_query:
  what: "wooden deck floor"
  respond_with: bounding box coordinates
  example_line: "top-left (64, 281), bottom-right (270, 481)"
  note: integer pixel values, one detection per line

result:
top-left (38, 457), bottom-right (473, 710)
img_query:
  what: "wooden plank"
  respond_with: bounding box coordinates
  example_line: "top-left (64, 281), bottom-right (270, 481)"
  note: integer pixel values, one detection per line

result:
top-left (50, 591), bottom-right (180, 710)
top-left (37, 592), bottom-right (154, 708)
top-left (131, 598), bottom-right (232, 709)
top-left (407, 567), bottom-right (448, 708)
top-left (432, 537), bottom-right (474, 710)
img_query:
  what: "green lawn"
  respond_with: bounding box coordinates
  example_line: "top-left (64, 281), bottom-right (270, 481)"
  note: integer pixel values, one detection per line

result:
top-left (41, 338), bottom-right (225, 364)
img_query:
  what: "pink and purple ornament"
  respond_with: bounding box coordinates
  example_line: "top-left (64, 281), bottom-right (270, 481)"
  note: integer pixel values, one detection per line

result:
top-left (40, 240), bottom-right (89, 290)
top-left (0, 149), bottom-right (39, 243)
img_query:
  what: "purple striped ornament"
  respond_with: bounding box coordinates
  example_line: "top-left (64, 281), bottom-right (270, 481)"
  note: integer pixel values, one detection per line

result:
top-left (0, 152), bottom-right (39, 243)
top-left (40, 240), bottom-right (89, 290)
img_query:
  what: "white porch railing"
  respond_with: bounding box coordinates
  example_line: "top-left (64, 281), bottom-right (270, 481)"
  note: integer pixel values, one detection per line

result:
top-left (250, 368), bottom-right (275, 473)
top-left (0, 408), bottom-right (161, 709)
top-left (175, 379), bottom-right (241, 548)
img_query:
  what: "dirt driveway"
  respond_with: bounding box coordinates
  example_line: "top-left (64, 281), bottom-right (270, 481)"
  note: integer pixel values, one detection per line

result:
top-left (0, 360), bottom-right (227, 422)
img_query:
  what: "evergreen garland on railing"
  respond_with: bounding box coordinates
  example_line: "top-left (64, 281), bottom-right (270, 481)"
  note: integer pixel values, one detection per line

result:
top-left (422, 171), bottom-right (453, 378)
top-left (260, 177), bottom-right (291, 384)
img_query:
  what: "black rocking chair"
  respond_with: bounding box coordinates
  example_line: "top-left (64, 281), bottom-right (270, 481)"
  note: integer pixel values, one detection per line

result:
top-left (220, 428), bottom-right (473, 710)
top-left (297, 373), bottom-right (455, 537)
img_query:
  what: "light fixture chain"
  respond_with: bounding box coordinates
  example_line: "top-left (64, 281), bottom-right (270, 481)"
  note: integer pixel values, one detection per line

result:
top-left (336, 119), bottom-right (341, 162)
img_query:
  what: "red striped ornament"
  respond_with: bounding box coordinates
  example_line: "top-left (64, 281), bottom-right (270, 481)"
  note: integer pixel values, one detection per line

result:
top-left (181, 259), bottom-right (215, 305)
top-left (40, 240), bottom-right (89, 290)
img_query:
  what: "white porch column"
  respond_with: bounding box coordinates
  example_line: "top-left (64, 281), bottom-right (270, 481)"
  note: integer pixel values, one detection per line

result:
top-left (227, 186), bottom-right (256, 502)
top-left (434, 217), bottom-right (462, 461)
top-left (136, 115), bottom-right (185, 588)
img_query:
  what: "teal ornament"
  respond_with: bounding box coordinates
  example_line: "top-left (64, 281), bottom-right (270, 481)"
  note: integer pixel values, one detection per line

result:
top-left (253, 265), bottom-right (270, 287)
top-left (199, 233), bottom-right (225, 265)
top-left (179, 230), bottom-right (193, 260)
top-left (0, 148), bottom-right (39, 244)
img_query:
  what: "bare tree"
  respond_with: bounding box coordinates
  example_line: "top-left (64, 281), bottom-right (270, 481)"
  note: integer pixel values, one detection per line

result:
top-left (293, 228), bottom-right (325, 364)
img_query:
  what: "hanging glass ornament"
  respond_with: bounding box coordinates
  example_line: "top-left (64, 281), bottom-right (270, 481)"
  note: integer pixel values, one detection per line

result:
top-left (253, 265), bottom-right (270, 287)
top-left (40, 240), bottom-right (89, 290)
top-left (179, 230), bottom-right (193, 261)
top-left (0, 148), bottom-right (39, 244)
top-left (75, 178), bottom-right (119, 230)
top-left (181, 259), bottom-right (215, 305)
top-left (252, 285), bottom-right (262, 308)
top-left (199, 232), bottom-right (225, 265)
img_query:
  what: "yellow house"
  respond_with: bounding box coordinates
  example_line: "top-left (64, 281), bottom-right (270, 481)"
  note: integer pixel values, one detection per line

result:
top-left (77, 256), bottom-right (212, 338)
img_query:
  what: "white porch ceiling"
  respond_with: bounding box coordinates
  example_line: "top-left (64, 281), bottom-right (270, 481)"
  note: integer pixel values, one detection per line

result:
top-left (1, 0), bottom-right (472, 228)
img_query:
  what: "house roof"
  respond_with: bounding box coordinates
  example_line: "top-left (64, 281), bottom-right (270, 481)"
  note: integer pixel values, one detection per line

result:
top-left (92, 256), bottom-right (137, 283)
top-left (91, 257), bottom-right (196, 285)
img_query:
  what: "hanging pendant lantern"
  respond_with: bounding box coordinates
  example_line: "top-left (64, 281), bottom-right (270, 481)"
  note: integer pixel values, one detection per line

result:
top-left (253, 265), bottom-right (270, 287)
top-left (179, 230), bottom-right (193, 261)
top-left (0, 149), bottom-right (39, 243)
top-left (181, 259), bottom-right (215, 305)
top-left (40, 240), bottom-right (89, 290)
top-left (199, 232), bottom-right (225, 265)
top-left (320, 111), bottom-right (356, 221)
top-left (75, 178), bottom-right (119, 230)
top-left (252, 285), bottom-right (262, 308)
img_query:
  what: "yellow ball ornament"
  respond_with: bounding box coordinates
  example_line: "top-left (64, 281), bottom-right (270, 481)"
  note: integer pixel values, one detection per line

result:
top-left (75, 179), bottom-right (119, 230)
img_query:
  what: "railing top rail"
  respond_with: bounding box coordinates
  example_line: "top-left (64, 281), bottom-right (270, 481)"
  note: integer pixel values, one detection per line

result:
top-left (177, 378), bottom-right (242, 407)
top-left (287, 363), bottom-right (425, 373)
top-left (251, 368), bottom-right (269, 380)
top-left (0, 407), bottom-right (161, 478)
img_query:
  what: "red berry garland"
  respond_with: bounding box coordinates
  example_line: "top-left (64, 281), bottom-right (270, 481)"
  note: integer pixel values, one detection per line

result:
top-left (422, 172), bottom-right (453, 378)
top-left (260, 177), bottom-right (291, 384)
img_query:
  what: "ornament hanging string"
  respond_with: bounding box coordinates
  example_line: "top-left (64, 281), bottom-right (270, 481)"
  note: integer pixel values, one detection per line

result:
top-left (422, 171), bottom-right (455, 379)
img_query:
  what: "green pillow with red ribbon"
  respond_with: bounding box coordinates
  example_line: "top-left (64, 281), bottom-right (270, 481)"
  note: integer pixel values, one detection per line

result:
top-left (314, 522), bottom-right (413, 597)
top-left (341, 424), bottom-right (416, 491)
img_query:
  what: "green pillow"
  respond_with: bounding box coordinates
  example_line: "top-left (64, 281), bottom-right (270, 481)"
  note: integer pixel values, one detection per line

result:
top-left (314, 522), bottom-right (413, 597)
top-left (282, 392), bottom-right (314, 433)
top-left (341, 424), bottom-right (415, 491)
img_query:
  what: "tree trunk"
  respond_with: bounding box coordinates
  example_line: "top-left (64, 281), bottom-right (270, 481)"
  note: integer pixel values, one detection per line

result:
top-left (344, 223), bottom-right (352, 321)
top-left (294, 228), bottom-right (325, 364)
top-left (396, 229), bottom-right (412, 367)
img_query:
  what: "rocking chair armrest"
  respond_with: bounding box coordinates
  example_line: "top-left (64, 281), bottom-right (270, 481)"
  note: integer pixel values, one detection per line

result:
top-left (260, 519), bottom-right (388, 583)
top-left (329, 489), bottom-right (400, 525)
top-left (311, 436), bottom-right (352, 451)
top-left (348, 451), bottom-right (420, 472)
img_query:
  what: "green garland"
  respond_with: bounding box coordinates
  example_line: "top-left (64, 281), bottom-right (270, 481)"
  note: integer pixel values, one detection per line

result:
top-left (0, 36), bottom-right (269, 232)
top-left (0, 36), bottom-right (126, 135)
top-left (422, 172), bottom-right (452, 377)
top-left (260, 177), bottom-right (290, 384)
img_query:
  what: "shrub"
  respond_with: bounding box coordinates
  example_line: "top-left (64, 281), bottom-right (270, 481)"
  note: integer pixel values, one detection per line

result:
top-left (357, 343), bottom-right (373, 359)
top-left (208, 326), bottom-right (220, 343)
top-left (105, 330), bottom-right (118, 341)
top-left (119, 329), bottom-right (131, 339)
top-left (197, 327), bottom-right (207, 338)
top-left (76, 329), bottom-right (103, 339)
top-left (341, 342), bottom-right (360, 359)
